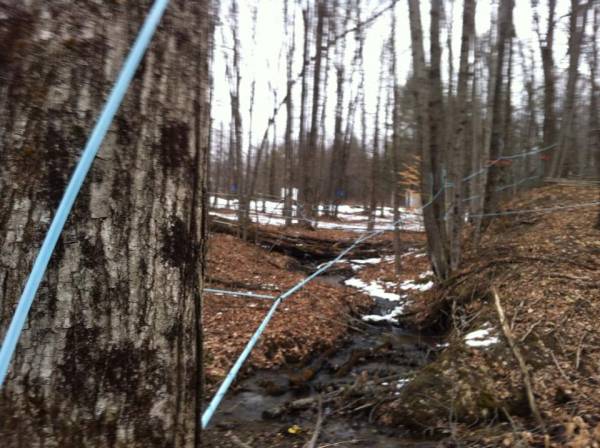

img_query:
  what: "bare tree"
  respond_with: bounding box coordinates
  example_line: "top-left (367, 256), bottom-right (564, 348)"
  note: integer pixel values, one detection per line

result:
top-left (448, 0), bottom-right (476, 271)
top-left (519, 42), bottom-right (540, 183)
top-left (284, 0), bottom-right (296, 227)
top-left (551, 0), bottom-right (591, 177)
top-left (213, 123), bottom-right (225, 206)
top-left (408, 0), bottom-right (449, 279)
top-left (301, 0), bottom-right (326, 222)
top-left (298, 2), bottom-right (311, 203)
top-left (482, 0), bottom-right (514, 220)
top-left (533, 0), bottom-right (558, 174)
top-left (326, 0), bottom-right (349, 216)
top-left (591, 3), bottom-right (600, 227)
top-left (428, 0), bottom-right (450, 279)
top-left (226, 0), bottom-right (248, 236)
top-left (368, 48), bottom-right (386, 231)
top-left (390, 7), bottom-right (403, 274)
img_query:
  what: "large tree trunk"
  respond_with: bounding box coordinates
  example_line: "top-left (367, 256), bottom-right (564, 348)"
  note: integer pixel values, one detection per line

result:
top-left (448, 0), bottom-right (476, 271)
top-left (427, 0), bottom-right (450, 279)
top-left (298, 5), bottom-right (311, 208)
top-left (482, 0), bottom-right (514, 220)
top-left (533, 0), bottom-right (557, 176)
top-left (551, 0), bottom-right (590, 177)
top-left (502, 36), bottom-right (514, 187)
top-left (326, 0), bottom-right (347, 216)
top-left (390, 9), bottom-right (402, 274)
top-left (591, 3), bottom-right (600, 228)
top-left (228, 0), bottom-right (248, 238)
top-left (367, 51), bottom-right (385, 232)
top-left (408, 0), bottom-right (447, 279)
top-left (301, 0), bottom-right (326, 222)
top-left (283, 0), bottom-right (295, 228)
top-left (0, 1), bottom-right (211, 446)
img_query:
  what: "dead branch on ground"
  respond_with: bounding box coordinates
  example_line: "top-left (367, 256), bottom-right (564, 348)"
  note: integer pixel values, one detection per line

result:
top-left (492, 286), bottom-right (546, 434)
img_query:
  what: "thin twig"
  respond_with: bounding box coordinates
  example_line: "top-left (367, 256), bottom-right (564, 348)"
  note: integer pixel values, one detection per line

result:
top-left (575, 331), bottom-right (587, 370)
top-left (318, 440), bottom-right (362, 448)
top-left (519, 320), bottom-right (542, 343)
top-left (492, 287), bottom-right (546, 433)
top-left (304, 395), bottom-right (324, 448)
top-left (226, 432), bottom-right (254, 448)
top-left (549, 350), bottom-right (571, 383)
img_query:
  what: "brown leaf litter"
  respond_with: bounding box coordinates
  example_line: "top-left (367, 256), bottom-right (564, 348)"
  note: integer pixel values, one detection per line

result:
top-left (203, 233), bottom-right (373, 394)
top-left (378, 185), bottom-right (600, 447)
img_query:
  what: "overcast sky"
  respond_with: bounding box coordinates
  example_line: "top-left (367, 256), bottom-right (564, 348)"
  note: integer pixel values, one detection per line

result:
top-left (211, 0), bottom-right (576, 153)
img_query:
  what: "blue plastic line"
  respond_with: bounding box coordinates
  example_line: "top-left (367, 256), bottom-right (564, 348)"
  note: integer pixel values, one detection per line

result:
top-left (201, 185), bottom-right (446, 429)
top-left (202, 143), bottom-right (560, 427)
top-left (200, 232), bottom-right (376, 429)
top-left (0, 0), bottom-right (170, 388)
top-left (470, 200), bottom-right (600, 218)
top-left (204, 288), bottom-right (275, 300)
top-left (462, 143), bottom-right (558, 183)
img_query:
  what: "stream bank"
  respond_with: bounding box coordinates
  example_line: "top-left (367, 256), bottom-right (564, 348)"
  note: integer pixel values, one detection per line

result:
top-left (204, 240), bottom-right (446, 447)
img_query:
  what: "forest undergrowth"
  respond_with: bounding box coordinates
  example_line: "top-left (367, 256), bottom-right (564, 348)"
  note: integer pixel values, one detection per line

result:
top-left (383, 184), bottom-right (600, 447)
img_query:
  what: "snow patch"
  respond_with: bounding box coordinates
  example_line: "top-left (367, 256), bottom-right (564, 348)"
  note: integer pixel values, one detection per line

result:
top-left (464, 326), bottom-right (499, 348)
top-left (396, 378), bottom-right (409, 389)
top-left (362, 305), bottom-right (406, 323)
top-left (344, 278), bottom-right (404, 301)
top-left (350, 258), bottom-right (382, 265)
top-left (399, 279), bottom-right (434, 291)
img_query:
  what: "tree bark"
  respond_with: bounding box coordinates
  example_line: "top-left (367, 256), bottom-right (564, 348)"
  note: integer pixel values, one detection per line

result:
top-left (298, 4), bottom-right (311, 204)
top-left (326, 1), bottom-right (347, 216)
top-left (408, 0), bottom-right (448, 279)
top-left (533, 0), bottom-right (557, 175)
top-left (301, 0), bottom-right (326, 221)
top-left (448, 0), bottom-right (476, 271)
top-left (591, 4), bottom-right (600, 227)
top-left (551, 0), bottom-right (590, 177)
top-left (367, 49), bottom-right (385, 232)
top-left (0, 1), bottom-right (211, 446)
top-left (228, 0), bottom-right (248, 238)
top-left (482, 0), bottom-right (514, 220)
top-left (284, 0), bottom-right (295, 227)
top-left (427, 0), bottom-right (450, 279)
top-left (390, 9), bottom-right (403, 275)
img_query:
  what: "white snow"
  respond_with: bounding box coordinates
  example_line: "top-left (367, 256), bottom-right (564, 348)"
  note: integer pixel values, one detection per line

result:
top-left (399, 279), bottom-right (434, 291)
top-left (208, 195), bottom-right (424, 232)
top-left (349, 258), bottom-right (383, 271)
top-left (464, 326), bottom-right (499, 348)
top-left (344, 278), bottom-right (404, 301)
top-left (343, 262), bottom-right (437, 324)
top-left (362, 305), bottom-right (406, 323)
top-left (396, 378), bottom-right (409, 389)
top-left (350, 258), bottom-right (382, 265)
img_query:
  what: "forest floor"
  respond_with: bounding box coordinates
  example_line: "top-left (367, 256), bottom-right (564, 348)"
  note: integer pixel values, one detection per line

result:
top-left (203, 184), bottom-right (600, 447)
top-left (382, 184), bottom-right (600, 447)
top-left (203, 228), bottom-right (426, 392)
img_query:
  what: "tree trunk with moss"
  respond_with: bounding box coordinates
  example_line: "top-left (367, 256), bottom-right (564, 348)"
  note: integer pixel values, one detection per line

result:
top-left (0, 1), bottom-right (212, 446)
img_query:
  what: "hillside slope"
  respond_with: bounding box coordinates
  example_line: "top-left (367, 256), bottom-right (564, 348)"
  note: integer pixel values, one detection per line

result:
top-left (381, 185), bottom-right (600, 447)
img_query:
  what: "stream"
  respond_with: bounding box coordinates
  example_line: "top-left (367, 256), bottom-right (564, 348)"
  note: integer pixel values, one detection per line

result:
top-left (204, 251), bottom-right (445, 447)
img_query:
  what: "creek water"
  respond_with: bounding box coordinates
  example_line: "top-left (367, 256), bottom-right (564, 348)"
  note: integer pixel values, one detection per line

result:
top-left (204, 255), bottom-right (445, 447)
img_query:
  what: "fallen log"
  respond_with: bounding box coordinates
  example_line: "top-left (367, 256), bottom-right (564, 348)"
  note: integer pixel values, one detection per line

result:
top-left (209, 217), bottom-right (395, 261)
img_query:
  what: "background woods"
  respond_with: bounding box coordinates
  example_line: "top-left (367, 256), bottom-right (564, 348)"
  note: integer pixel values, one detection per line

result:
top-left (210, 0), bottom-right (600, 276)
